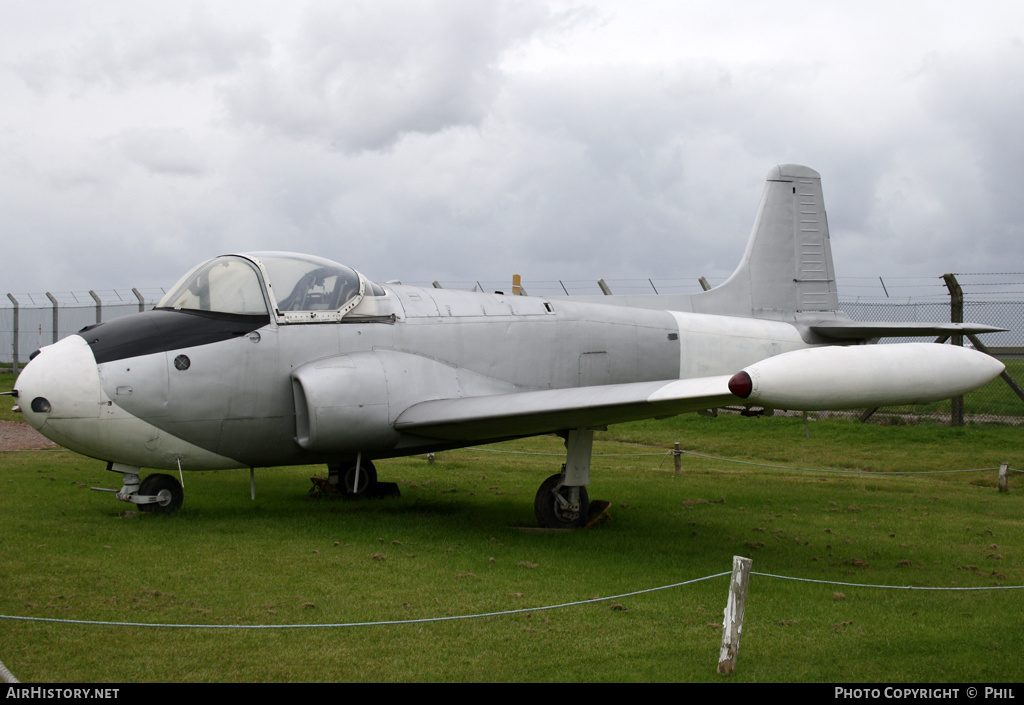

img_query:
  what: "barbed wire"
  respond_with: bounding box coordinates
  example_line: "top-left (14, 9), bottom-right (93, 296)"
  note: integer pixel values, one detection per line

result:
top-left (3, 275), bottom-right (1024, 304)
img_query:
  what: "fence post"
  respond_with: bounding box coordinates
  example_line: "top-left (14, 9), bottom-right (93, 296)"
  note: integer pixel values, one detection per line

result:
top-left (89, 290), bottom-right (102, 325)
top-left (942, 274), bottom-right (964, 427)
top-left (6, 294), bottom-right (19, 374)
top-left (717, 555), bottom-right (752, 675)
top-left (46, 292), bottom-right (59, 345)
top-left (673, 442), bottom-right (681, 474)
top-left (132, 288), bottom-right (146, 313)
top-left (999, 463), bottom-right (1009, 493)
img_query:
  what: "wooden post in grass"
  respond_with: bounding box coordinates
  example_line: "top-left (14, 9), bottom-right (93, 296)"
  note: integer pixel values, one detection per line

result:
top-left (999, 463), bottom-right (1009, 493)
top-left (674, 442), bottom-right (681, 474)
top-left (718, 555), bottom-right (752, 675)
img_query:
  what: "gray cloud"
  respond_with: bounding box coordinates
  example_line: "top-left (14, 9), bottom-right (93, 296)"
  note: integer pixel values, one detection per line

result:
top-left (14, 7), bottom-right (269, 92)
top-left (223, 0), bottom-right (556, 152)
top-left (1, 1), bottom-right (1022, 299)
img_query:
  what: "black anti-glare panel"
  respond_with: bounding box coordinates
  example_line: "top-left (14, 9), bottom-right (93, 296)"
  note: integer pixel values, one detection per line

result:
top-left (78, 309), bottom-right (269, 364)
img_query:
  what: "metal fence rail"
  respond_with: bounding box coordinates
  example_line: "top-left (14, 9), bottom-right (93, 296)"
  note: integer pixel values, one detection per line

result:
top-left (2, 289), bottom-right (164, 368)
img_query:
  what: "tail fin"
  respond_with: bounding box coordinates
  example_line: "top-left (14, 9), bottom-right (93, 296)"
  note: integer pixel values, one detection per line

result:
top-left (694, 164), bottom-right (839, 318)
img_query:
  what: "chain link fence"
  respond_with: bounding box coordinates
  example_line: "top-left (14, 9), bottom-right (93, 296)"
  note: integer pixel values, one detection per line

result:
top-left (2, 275), bottom-right (1022, 423)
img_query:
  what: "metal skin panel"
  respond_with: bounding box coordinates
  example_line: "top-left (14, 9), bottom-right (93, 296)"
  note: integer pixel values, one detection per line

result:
top-left (291, 349), bottom-right (528, 455)
top-left (292, 353), bottom-right (393, 454)
top-left (11, 165), bottom-right (1007, 481)
top-left (669, 312), bottom-right (807, 377)
top-left (16, 336), bottom-right (240, 470)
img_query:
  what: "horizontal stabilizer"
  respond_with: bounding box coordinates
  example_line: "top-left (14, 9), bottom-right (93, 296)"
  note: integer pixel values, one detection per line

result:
top-left (394, 377), bottom-right (736, 442)
top-left (810, 321), bottom-right (1007, 340)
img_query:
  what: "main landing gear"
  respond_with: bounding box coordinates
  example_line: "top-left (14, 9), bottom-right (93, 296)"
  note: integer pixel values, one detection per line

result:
top-left (92, 462), bottom-right (184, 514)
top-left (327, 457), bottom-right (379, 496)
top-left (315, 456), bottom-right (400, 499)
top-left (533, 428), bottom-right (595, 529)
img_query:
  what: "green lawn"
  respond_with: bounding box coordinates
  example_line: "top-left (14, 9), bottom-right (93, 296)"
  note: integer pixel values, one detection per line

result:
top-left (1, 413), bottom-right (1022, 682)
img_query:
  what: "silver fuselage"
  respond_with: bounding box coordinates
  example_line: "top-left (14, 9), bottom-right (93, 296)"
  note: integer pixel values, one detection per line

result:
top-left (15, 283), bottom-right (807, 472)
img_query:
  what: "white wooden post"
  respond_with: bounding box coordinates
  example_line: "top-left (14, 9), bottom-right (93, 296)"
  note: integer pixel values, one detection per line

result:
top-left (999, 463), bottom-right (1009, 493)
top-left (718, 555), bottom-right (752, 675)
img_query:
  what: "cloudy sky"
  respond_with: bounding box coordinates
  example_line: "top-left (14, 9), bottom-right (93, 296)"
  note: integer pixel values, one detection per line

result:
top-left (2, 0), bottom-right (1022, 299)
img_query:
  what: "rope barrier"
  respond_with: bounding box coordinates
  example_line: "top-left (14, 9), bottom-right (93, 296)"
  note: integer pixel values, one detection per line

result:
top-left (751, 572), bottom-right (1024, 591)
top-left (0, 572), bottom-right (731, 630)
top-left (675, 448), bottom-right (1017, 475)
top-left (0, 448), bottom-right (68, 453)
top-left (1, 568), bottom-right (1020, 632)
top-left (469, 444), bottom-right (1020, 477)
top-left (469, 446), bottom-right (666, 458)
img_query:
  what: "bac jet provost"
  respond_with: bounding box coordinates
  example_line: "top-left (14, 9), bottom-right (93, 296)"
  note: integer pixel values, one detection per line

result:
top-left (9, 165), bottom-right (1006, 527)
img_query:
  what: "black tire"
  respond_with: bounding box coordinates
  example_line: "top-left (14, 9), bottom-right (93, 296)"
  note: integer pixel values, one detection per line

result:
top-left (337, 460), bottom-right (378, 496)
top-left (534, 473), bottom-right (589, 529)
top-left (138, 473), bottom-right (184, 514)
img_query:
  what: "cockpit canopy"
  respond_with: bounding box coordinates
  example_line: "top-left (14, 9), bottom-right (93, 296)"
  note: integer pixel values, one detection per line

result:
top-left (157, 252), bottom-right (379, 322)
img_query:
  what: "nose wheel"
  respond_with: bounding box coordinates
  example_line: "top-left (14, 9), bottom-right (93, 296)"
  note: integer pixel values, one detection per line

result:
top-left (137, 474), bottom-right (184, 514)
top-left (94, 463), bottom-right (185, 514)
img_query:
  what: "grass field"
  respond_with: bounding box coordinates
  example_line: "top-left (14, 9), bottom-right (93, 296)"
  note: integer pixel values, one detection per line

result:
top-left (1, 406), bottom-right (1022, 683)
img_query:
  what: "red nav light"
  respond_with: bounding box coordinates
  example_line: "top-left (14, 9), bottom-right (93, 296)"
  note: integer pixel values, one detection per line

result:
top-left (728, 371), bottom-right (753, 398)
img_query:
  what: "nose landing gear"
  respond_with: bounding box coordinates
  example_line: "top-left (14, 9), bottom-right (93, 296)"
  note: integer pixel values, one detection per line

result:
top-left (137, 473), bottom-right (185, 514)
top-left (92, 462), bottom-right (184, 514)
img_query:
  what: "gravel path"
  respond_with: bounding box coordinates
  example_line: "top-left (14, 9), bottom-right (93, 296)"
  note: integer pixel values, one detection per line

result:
top-left (0, 421), bottom-right (59, 450)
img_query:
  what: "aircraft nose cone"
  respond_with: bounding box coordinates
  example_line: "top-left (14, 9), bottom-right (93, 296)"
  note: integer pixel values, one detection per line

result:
top-left (14, 335), bottom-right (104, 432)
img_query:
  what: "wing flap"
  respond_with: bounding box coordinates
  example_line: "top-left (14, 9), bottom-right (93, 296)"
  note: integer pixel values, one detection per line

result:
top-left (394, 376), bottom-right (735, 441)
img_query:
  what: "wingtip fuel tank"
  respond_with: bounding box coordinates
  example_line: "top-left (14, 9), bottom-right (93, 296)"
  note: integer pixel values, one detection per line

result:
top-left (728, 343), bottom-right (1005, 411)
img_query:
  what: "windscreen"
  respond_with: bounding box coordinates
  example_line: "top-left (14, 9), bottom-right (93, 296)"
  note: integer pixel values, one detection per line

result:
top-left (157, 257), bottom-right (269, 316)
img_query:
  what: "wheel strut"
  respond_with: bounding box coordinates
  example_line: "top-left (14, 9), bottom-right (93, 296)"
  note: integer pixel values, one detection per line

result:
top-left (90, 462), bottom-right (185, 513)
top-left (533, 428), bottom-right (594, 529)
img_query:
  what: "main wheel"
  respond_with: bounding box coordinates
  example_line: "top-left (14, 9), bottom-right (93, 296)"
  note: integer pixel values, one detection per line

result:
top-left (137, 473), bottom-right (184, 514)
top-left (330, 460), bottom-right (378, 496)
top-left (534, 473), bottom-right (590, 529)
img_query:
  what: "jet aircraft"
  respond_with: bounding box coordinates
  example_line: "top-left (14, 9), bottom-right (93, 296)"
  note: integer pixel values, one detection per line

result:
top-left (9, 165), bottom-right (1005, 527)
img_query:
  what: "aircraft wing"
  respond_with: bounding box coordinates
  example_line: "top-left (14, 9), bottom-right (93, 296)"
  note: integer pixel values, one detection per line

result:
top-left (395, 342), bottom-right (1005, 443)
top-left (809, 321), bottom-right (1006, 340)
top-left (393, 376), bottom-right (735, 442)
